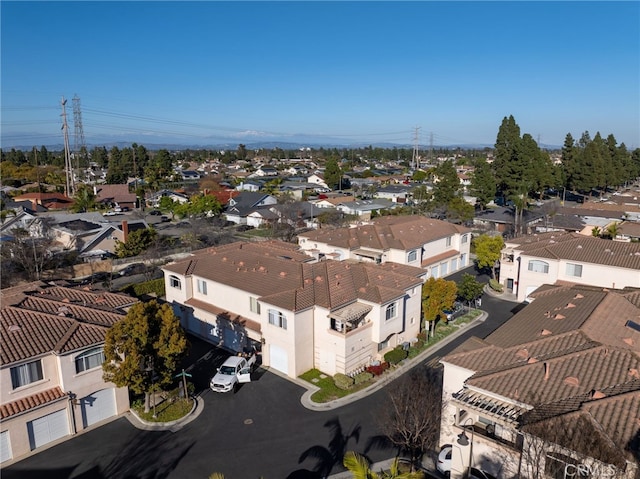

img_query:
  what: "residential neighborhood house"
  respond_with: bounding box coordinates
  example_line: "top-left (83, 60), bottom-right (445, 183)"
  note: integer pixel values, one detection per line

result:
top-left (499, 231), bottom-right (640, 302)
top-left (162, 241), bottom-right (426, 379)
top-left (297, 215), bottom-right (472, 278)
top-left (0, 281), bottom-right (137, 465)
top-left (439, 283), bottom-right (640, 479)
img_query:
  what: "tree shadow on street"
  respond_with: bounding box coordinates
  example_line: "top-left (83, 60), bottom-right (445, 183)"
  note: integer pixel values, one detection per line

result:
top-left (297, 417), bottom-right (362, 478)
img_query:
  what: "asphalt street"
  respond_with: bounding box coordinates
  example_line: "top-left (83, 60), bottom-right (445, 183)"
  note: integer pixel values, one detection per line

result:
top-left (3, 266), bottom-right (521, 479)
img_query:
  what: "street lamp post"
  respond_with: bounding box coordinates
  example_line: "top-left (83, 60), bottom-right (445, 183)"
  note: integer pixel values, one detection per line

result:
top-left (457, 417), bottom-right (475, 479)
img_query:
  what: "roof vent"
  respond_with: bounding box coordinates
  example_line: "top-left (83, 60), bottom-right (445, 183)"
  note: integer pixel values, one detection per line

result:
top-left (554, 314), bottom-right (566, 320)
top-left (591, 390), bottom-right (606, 399)
top-left (577, 245), bottom-right (582, 249)
top-left (574, 293), bottom-right (584, 299)
top-left (564, 376), bottom-right (580, 387)
top-left (515, 349), bottom-right (529, 360)
top-left (628, 368), bottom-right (640, 379)
top-left (541, 329), bottom-right (553, 336)
top-left (565, 302), bottom-right (576, 309)
top-left (8, 324), bottom-right (21, 332)
top-left (604, 249), bottom-right (611, 253)
top-left (279, 271), bottom-right (286, 277)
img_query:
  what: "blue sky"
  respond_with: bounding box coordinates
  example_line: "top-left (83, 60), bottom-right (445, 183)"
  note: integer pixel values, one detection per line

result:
top-left (2, 1), bottom-right (639, 149)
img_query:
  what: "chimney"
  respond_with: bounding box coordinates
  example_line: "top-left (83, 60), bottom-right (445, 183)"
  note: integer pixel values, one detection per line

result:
top-left (122, 220), bottom-right (129, 242)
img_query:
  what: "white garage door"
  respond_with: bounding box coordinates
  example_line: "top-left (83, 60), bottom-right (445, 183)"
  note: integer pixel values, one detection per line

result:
top-left (269, 344), bottom-right (288, 375)
top-left (27, 409), bottom-right (69, 450)
top-left (0, 431), bottom-right (11, 463)
top-left (81, 388), bottom-right (116, 428)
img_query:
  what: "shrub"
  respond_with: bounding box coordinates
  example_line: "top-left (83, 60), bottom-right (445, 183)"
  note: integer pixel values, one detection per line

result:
top-left (414, 339), bottom-right (425, 350)
top-left (366, 362), bottom-right (389, 376)
top-left (489, 278), bottom-right (503, 292)
top-left (122, 278), bottom-right (165, 298)
top-left (353, 371), bottom-right (374, 385)
top-left (334, 373), bottom-right (354, 390)
top-left (417, 331), bottom-right (427, 342)
top-left (384, 347), bottom-right (408, 365)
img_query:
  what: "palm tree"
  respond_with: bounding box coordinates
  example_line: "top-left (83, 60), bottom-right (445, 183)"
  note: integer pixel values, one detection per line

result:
top-left (606, 221), bottom-right (620, 240)
top-left (342, 451), bottom-right (424, 479)
top-left (591, 226), bottom-right (601, 237)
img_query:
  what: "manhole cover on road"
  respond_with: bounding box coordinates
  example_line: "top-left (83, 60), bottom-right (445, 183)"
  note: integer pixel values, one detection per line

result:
top-left (244, 418), bottom-right (253, 425)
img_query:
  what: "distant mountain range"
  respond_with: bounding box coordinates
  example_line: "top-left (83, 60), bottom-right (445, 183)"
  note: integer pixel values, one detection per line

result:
top-left (1, 131), bottom-right (560, 151)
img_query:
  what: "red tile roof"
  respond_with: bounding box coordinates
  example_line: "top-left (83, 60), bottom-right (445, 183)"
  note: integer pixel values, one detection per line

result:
top-left (0, 386), bottom-right (67, 419)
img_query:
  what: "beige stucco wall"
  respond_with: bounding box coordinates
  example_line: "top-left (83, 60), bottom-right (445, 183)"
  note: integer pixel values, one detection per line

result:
top-left (1, 355), bottom-right (59, 405)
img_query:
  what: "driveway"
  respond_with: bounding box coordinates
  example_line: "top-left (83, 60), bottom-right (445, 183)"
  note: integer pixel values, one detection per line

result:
top-left (3, 266), bottom-right (520, 479)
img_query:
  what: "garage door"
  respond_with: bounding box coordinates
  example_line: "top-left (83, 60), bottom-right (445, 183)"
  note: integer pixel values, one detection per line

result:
top-left (269, 344), bottom-right (288, 375)
top-left (81, 388), bottom-right (116, 428)
top-left (0, 431), bottom-right (11, 463)
top-left (27, 409), bottom-right (69, 450)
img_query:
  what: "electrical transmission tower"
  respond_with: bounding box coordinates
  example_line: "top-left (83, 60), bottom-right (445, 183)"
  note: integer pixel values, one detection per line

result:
top-left (429, 132), bottom-right (434, 163)
top-left (72, 94), bottom-right (86, 167)
top-left (61, 96), bottom-right (75, 197)
top-left (411, 126), bottom-right (421, 170)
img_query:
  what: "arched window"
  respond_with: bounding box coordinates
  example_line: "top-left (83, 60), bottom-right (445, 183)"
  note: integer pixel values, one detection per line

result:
top-left (75, 347), bottom-right (105, 373)
top-left (528, 260), bottom-right (549, 274)
top-left (169, 275), bottom-right (181, 289)
top-left (385, 303), bottom-right (397, 321)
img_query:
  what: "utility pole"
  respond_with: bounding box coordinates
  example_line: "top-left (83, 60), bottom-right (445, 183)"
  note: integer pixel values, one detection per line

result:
top-left (411, 126), bottom-right (421, 170)
top-left (61, 97), bottom-right (74, 197)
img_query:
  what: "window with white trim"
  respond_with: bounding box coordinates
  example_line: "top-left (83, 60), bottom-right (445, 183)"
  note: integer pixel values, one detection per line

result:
top-left (460, 253), bottom-right (467, 267)
top-left (407, 250), bottom-right (417, 262)
top-left (169, 275), bottom-right (181, 289)
top-left (268, 309), bottom-right (287, 329)
top-left (528, 260), bottom-right (549, 274)
top-left (446, 236), bottom-right (452, 247)
top-left (566, 263), bottom-right (583, 277)
top-left (441, 261), bottom-right (448, 276)
top-left (250, 297), bottom-right (261, 314)
top-left (378, 338), bottom-right (390, 351)
top-left (385, 302), bottom-right (397, 321)
top-left (75, 347), bottom-right (105, 373)
top-left (461, 234), bottom-right (468, 244)
top-left (10, 360), bottom-right (43, 389)
top-left (197, 279), bottom-right (208, 295)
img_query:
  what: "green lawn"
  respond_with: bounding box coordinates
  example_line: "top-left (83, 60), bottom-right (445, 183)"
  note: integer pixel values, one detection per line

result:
top-left (299, 309), bottom-right (482, 403)
top-left (132, 397), bottom-right (194, 422)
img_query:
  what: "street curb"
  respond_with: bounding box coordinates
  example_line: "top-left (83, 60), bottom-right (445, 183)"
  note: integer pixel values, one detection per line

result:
top-left (299, 310), bottom-right (488, 411)
top-left (126, 395), bottom-right (203, 432)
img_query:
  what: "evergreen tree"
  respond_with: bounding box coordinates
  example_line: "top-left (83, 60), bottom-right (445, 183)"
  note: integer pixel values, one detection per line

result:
top-left (432, 160), bottom-right (460, 207)
top-left (469, 158), bottom-right (496, 210)
top-left (103, 300), bottom-right (188, 413)
top-left (324, 158), bottom-right (342, 190)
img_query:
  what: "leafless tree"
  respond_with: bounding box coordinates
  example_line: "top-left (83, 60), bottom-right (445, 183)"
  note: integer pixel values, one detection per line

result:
top-left (519, 414), bottom-right (634, 479)
top-left (375, 366), bottom-right (446, 470)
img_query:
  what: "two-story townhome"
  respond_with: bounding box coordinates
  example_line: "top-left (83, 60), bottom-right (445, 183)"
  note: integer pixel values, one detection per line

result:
top-left (223, 192), bottom-right (278, 225)
top-left (499, 232), bottom-right (640, 302)
top-left (439, 284), bottom-right (640, 479)
top-left (162, 241), bottom-right (426, 379)
top-left (0, 282), bottom-right (136, 464)
top-left (297, 215), bottom-right (472, 278)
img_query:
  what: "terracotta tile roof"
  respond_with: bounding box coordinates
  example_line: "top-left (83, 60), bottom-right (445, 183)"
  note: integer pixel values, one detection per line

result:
top-left (1, 281), bottom-right (137, 365)
top-left (445, 330), bottom-right (598, 374)
top-left (164, 242), bottom-right (423, 313)
top-left (421, 249), bottom-right (460, 267)
top-left (466, 345), bottom-right (640, 407)
top-left (1, 386), bottom-right (67, 419)
top-left (509, 231), bottom-right (640, 269)
top-left (184, 298), bottom-right (261, 333)
top-left (299, 215), bottom-right (471, 252)
top-left (485, 287), bottom-right (606, 348)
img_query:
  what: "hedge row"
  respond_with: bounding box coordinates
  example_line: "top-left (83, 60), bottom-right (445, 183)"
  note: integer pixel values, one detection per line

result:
top-left (122, 278), bottom-right (165, 298)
